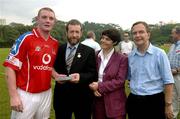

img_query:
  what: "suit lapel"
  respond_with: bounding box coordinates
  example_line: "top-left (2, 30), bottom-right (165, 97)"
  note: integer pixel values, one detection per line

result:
top-left (62, 43), bottom-right (67, 62)
top-left (61, 44), bottom-right (68, 73)
top-left (104, 51), bottom-right (116, 72)
top-left (70, 44), bottom-right (83, 69)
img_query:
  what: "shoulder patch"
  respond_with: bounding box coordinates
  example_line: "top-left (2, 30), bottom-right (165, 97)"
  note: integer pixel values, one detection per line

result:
top-left (10, 31), bottom-right (32, 55)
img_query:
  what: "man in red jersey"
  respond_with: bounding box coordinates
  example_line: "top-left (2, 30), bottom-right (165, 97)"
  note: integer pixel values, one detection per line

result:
top-left (3, 7), bottom-right (58, 119)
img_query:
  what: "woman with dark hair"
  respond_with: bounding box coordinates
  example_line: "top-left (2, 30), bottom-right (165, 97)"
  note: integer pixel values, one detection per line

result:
top-left (89, 29), bottom-right (128, 119)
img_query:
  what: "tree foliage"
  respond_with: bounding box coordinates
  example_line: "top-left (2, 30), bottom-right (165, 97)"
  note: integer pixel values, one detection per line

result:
top-left (150, 23), bottom-right (177, 45)
top-left (0, 20), bottom-right (179, 47)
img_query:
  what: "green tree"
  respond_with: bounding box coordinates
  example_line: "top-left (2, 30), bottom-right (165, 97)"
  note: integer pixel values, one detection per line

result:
top-left (3, 25), bottom-right (20, 43)
top-left (51, 20), bottom-right (66, 44)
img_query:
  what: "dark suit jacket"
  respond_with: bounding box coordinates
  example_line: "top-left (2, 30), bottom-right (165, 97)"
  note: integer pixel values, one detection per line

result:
top-left (95, 51), bottom-right (128, 118)
top-left (53, 43), bottom-right (97, 110)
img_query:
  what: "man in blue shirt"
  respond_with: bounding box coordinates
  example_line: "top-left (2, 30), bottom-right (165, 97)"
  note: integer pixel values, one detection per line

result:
top-left (127, 21), bottom-right (174, 119)
top-left (168, 26), bottom-right (180, 119)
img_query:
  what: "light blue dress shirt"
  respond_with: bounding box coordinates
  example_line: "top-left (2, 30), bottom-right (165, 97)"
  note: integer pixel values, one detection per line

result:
top-left (66, 42), bottom-right (79, 60)
top-left (128, 43), bottom-right (174, 95)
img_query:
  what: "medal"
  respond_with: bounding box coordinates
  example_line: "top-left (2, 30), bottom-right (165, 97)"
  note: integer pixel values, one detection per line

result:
top-left (77, 53), bottom-right (81, 58)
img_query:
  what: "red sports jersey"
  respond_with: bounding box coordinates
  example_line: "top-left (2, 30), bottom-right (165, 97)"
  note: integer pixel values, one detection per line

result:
top-left (3, 28), bottom-right (59, 93)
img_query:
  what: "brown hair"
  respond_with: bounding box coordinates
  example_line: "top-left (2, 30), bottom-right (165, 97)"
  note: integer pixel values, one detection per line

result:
top-left (131, 21), bottom-right (150, 33)
top-left (66, 19), bottom-right (83, 32)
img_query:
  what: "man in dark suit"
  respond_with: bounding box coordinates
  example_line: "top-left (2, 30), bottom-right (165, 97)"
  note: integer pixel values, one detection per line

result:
top-left (53, 19), bottom-right (97, 119)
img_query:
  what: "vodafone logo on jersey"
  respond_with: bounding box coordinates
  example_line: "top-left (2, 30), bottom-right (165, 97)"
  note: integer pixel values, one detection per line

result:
top-left (42, 54), bottom-right (51, 64)
top-left (33, 53), bottom-right (52, 71)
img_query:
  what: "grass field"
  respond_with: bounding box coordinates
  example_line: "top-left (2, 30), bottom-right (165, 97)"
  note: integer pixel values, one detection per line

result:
top-left (0, 48), bottom-right (180, 119)
top-left (0, 48), bottom-right (11, 119)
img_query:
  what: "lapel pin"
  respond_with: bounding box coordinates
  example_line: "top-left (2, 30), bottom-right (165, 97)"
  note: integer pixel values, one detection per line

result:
top-left (77, 53), bottom-right (81, 58)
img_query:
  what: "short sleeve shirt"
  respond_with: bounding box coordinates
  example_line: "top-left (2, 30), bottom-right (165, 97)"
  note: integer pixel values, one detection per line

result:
top-left (3, 28), bottom-right (59, 93)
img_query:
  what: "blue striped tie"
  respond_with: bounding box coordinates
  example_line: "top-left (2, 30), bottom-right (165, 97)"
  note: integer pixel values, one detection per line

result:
top-left (66, 47), bottom-right (76, 73)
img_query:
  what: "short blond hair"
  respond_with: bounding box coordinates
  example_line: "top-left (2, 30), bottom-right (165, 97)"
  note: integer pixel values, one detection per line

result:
top-left (37, 7), bottom-right (55, 17)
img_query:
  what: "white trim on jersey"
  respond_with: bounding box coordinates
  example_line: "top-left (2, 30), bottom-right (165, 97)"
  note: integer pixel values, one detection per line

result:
top-left (26, 55), bottom-right (30, 92)
top-left (33, 29), bottom-right (38, 38)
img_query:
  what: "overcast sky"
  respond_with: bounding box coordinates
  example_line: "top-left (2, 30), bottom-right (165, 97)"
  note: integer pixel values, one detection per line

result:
top-left (0, 0), bottom-right (179, 29)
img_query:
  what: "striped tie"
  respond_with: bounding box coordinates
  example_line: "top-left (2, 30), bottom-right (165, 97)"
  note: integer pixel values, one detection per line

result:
top-left (66, 47), bottom-right (76, 73)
